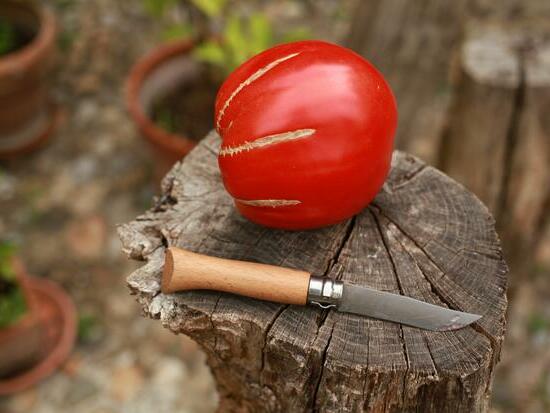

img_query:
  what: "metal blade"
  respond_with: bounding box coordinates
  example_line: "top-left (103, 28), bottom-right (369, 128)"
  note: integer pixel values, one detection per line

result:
top-left (338, 284), bottom-right (481, 331)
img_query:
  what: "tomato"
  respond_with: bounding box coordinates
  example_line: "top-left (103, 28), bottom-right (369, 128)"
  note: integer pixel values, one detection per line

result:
top-left (215, 40), bottom-right (397, 230)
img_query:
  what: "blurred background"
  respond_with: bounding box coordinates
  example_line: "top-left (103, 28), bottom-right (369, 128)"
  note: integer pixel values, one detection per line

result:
top-left (0, 0), bottom-right (549, 412)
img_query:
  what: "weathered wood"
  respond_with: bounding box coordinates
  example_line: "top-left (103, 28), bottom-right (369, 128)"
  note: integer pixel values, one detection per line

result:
top-left (346, 0), bottom-right (467, 164)
top-left (119, 132), bottom-right (507, 412)
top-left (439, 24), bottom-right (550, 291)
top-left (347, 0), bottom-right (550, 294)
top-left (439, 26), bottom-right (520, 213)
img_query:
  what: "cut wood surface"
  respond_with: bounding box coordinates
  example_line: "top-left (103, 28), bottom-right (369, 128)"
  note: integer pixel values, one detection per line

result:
top-left (119, 132), bottom-right (507, 412)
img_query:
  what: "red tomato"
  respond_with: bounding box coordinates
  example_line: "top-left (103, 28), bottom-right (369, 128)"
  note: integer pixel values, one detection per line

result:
top-left (215, 40), bottom-right (397, 230)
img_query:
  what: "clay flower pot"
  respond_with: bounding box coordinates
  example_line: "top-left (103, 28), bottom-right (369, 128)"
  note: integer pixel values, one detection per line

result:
top-left (0, 1), bottom-right (58, 158)
top-left (126, 40), bottom-right (205, 177)
top-left (0, 259), bottom-right (77, 395)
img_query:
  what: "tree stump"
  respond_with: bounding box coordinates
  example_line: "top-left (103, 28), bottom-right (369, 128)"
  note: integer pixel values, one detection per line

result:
top-left (439, 25), bottom-right (550, 292)
top-left (346, 0), bottom-right (467, 164)
top-left (118, 132), bottom-right (508, 412)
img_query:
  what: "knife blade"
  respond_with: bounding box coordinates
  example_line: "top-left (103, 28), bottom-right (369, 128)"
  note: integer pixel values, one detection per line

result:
top-left (338, 283), bottom-right (481, 331)
top-left (161, 247), bottom-right (482, 331)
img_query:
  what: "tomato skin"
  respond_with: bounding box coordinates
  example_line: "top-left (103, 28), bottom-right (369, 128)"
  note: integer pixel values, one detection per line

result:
top-left (215, 40), bottom-right (397, 230)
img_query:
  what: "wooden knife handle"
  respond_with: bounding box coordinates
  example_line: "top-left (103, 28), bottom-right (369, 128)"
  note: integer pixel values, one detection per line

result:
top-left (161, 247), bottom-right (311, 305)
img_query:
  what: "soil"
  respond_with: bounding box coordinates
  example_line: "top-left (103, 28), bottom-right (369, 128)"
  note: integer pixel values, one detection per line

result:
top-left (150, 68), bottom-right (220, 141)
top-left (0, 18), bottom-right (36, 57)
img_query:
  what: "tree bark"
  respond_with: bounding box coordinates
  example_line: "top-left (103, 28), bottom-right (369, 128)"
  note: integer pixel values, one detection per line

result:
top-left (346, 0), bottom-right (550, 292)
top-left (346, 0), bottom-right (467, 164)
top-left (439, 25), bottom-right (550, 291)
top-left (118, 132), bottom-right (507, 412)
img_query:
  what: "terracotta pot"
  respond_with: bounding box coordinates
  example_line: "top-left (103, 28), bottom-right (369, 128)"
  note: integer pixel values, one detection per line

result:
top-left (0, 1), bottom-right (58, 158)
top-left (0, 264), bottom-right (45, 377)
top-left (126, 40), bottom-right (203, 177)
top-left (0, 260), bottom-right (77, 395)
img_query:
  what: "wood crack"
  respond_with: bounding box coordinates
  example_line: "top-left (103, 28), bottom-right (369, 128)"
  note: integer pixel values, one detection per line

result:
top-left (391, 163), bottom-right (428, 191)
top-left (259, 304), bottom-right (288, 384)
top-left (496, 45), bottom-right (526, 224)
top-left (308, 217), bottom-right (357, 411)
top-left (371, 209), bottom-right (410, 404)
top-left (312, 323), bottom-right (334, 412)
top-left (320, 216), bottom-right (357, 279)
top-left (402, 249), bottom-right (453, 312)
top-left (208, 294), bottom-right (222, 354)
top-left (371, 205), bottom-right (448, 277)
top-left (423, 334), bottom-right (441, 379)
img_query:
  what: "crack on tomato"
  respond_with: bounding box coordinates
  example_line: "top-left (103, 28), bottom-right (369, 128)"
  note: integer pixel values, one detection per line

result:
top-left (219, 128), bottom-right (315, 157)
top-left (235, 199), bottom-right (302, 208)
top-left (216, 52), bottom-right (301, 131)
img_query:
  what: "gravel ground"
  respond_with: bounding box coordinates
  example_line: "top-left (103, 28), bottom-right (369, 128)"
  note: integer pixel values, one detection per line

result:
top-left (0, 1), bottom-right (549, 412)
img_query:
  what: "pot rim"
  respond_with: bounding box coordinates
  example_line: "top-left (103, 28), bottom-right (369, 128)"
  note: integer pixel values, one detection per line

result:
top-left (0, 271), bottom-right (76, 395)
top-left (126, 39), bottom-right (199, 157)
top-left (0, 1), bottom-right (57, 77)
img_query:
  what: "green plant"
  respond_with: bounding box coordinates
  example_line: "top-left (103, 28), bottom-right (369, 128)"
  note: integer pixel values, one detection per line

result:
top-left (152, 106), bottom-right (178, 134)
top-left (77, 313), bottom-right (102, 343)
top-left (144, 0), bottom-right (311, 77)
top-left (0, 19), bottom-right (16, 56)
top-left (0, 242), bottom-right (26, 328)
top-left (528, 312), bottom-right (549, 334)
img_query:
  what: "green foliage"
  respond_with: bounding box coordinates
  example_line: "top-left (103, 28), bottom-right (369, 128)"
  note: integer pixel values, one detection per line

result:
top-left (528, 313), bottom-right (549, 334)
top-left (249, 14), bottom-right (272, 55)
top-left (143, 0), bottom-right (311, 77)
top-left (53, 0), bottom-right (76, 10)
top-left (193, 12), bottom-right (311, 76)
top-left (58, 29), bottom-right (76, 52)
top-left (0, 19), bottom-right (16, 57)
top-left (0, 288), bottom-right (25, 329)
top-left (0, 242), bottom-right (26, 329)
top-left (77, 313), bottom-right (100, 343)
top-left (143, 0), bottom-right (180, 17)
top-left (154, 107), bottom-right (178, 134)
top-left (161, 23), bottom-right (194, 42)
top-left (282, 27), bottom-right (312, 44)
top-left (193, 40), bottom-right (225, 66)
top-left (190, 0), bottom-right (227, 17)
top-left (0, 242), bottom-right (16, 282)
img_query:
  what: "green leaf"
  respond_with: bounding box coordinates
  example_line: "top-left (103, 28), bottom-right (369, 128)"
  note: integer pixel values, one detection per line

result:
top-left (155, 108), bottom-right (177, 134)
top-left (248, 13), bottom-right (273, 55)
top-left (78, 313), bottom-right (101, 342)
top-left (224, 16), bottom-right (248, 70)
top-left (193, 41), bottom-right (227, 67)
top-left (0, 288), bottom-right (26, 328)
top-left (528, 313), bottom-right (549, 334)
top-left (190, 0), bottom-right (226, 17)
top-left (161, 23), bottom-right (194, 41)
top-left (0, 242), bottom-right (15, 260)
top-left (281, 27), bottom-right (312, 44)
top-left (142, 0), bottom-right (178, 18)
top-left (0, 19), bottom-right (16, 56)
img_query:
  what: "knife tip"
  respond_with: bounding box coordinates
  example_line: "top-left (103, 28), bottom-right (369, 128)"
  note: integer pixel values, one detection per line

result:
top-left (436, 313), bottom-right (482, 332)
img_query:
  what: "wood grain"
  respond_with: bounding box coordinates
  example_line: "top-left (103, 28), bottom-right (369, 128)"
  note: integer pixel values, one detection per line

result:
top-left (118, 132), bottom-right (507, 412)
top-left (162, 247), bottom-right (311, 305)
top-left (346, 0), bottom-right (467, 164)
top-left (439, 24), bottom-right (550, 293)
top-left (347, 0), bottom-right (550, 297)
